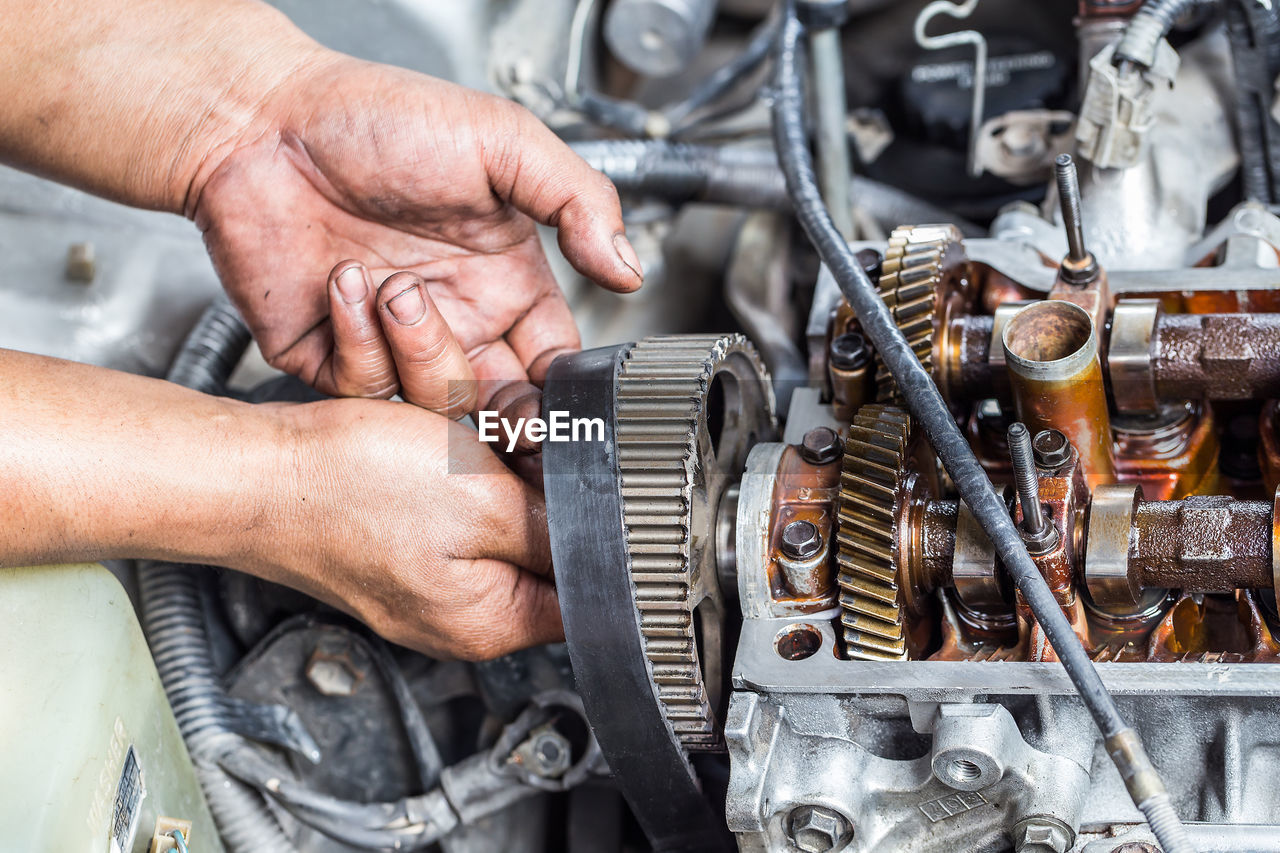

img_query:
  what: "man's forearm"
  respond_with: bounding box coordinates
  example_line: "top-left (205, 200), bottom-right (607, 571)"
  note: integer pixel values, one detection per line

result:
top-left (0, 348), bottom-right (288, 568)
top-left (0, 0), bottom-right (324, 213)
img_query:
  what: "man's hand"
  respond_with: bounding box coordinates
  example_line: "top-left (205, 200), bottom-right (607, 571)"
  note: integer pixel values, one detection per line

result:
top-left (192, 58), bottom-right (642, 420)
top-left (270, 397), bottom-right (563, 660)
top-left (0, 347), bottom-right (560, 660)
top-left (2, 0), bottom-right (639, 420)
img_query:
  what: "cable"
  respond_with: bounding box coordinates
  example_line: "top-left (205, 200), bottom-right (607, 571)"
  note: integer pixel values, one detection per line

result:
top-left (570, 139), bottom-right (985, 236)
top-left (664, 8), bottom-right (782, 128)
top-left (768, 6), bottom-right (1193, 852)
top-left (1115, 0), bottom-right (1218, 69)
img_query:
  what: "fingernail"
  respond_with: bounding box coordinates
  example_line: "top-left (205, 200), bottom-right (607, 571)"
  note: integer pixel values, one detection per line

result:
top-left (387, 284), bottom-right (426, 324)
top-left (613, 233), bottom-right (643, 281)
top-left (334, 265), bottom-right (368, 304)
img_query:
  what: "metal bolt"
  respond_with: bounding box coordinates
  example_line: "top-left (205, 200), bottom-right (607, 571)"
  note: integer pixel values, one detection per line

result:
top-left (799, 427), bottom-right (843, 465)
top-left (1013, 816), bottom-right (1072, 853)
top-left (854, 247), bottom-right (883, 280)
top-left (1008, 423), bottom-right (1059, 553)
top-left (787, 805), bottom-right (853, 853)
top-left (65, 242), bottom-right (96, 283)
top-left (1110, 843), bottom-right (1160, 853)
top-left (781, 520), bottom-right (823, 560)
top-left (1054, 154), bottom-right (1099, 285)
top-left (829, 332), bottom-right (870, 371)
top-left (1032, 429), bottom-right (1073, 469)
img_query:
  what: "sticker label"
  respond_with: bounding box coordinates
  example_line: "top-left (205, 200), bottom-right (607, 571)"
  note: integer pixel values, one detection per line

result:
top-left (109, 745), bottom-right (145, 853)
top-left (918, 790), bottom-right (987, 823)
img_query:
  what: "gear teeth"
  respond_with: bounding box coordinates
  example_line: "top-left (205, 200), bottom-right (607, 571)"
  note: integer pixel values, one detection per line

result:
top-left (874, 224), bottom-right (965, 403)
top-left (837, 405), bottom-right (913, 661)
top-left (617, 334), bottom-right (771, 750)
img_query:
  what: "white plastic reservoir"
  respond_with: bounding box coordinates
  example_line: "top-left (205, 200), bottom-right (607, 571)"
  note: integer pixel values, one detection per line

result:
top-left (0, 564), bottom-right (223, 853)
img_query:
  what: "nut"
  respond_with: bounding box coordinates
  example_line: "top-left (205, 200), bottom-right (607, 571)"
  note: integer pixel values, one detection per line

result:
top-left (787, 805), bottom-right (853, 853)
top-left (799, 427), bottom-right (843, 465)
top-left (781, 520), bottom-right (823, 561)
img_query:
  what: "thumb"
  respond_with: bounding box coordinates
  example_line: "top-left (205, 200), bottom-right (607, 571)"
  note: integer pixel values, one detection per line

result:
top-left (484, 103), bottom-right (643, 293)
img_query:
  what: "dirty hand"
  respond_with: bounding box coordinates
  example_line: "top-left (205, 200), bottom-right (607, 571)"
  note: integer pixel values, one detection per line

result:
top-left (193, 52), bottom-right (642, 421)
top-left (3, 0), bottom-right (640, 421)
top-left (272, 397), bottom-right (564, 659)
top-left (0, 348), bottom-right (561, 660)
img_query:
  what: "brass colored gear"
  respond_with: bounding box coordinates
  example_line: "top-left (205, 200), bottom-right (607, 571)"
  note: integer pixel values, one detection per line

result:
top-left (874, 224), bottom-right (971, 404)
top-left (836, 405), bottom-right (913, 660)
top-left (835, 404), bottom-right (944, 661)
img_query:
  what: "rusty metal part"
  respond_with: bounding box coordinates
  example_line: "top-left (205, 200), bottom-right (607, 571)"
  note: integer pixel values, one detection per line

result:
top-left (873, 225), bottom-right (975, 405)
top-left (1152, 313), bottom-right (1280, 401)
top-left (1008, 422), bottom-right (1060, 554)
top-left (835, 405), bottom-right (945, 660)
top-left (1003, 300), bottom-right (1118, 489)
top-left (951, 311), bottom-right (1280, 407)
top-left (615, 334), bottom-right (774, 749)
top-left (828, 332), bottom-right (873, 423)
top-left (1261, 402), bottom-right (1280, 493)
top-left (1129, 496), bottom-right (1274, 592)
top-left (1108, 299), bottom-right (1161, 414)
top-left (1274, 487), bottom-right (1280, 611)
top-left (765, 444), bottom-right (842, 611)
top-left (1113, 402), bottom-right (1218, 500)
top-left (951, 499), bottom-right (1012, 616)
top-left (799, 426), bottom-right (842, 466)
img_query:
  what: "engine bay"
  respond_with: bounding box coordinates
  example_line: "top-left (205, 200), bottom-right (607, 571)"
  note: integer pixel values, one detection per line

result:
top-left (8, 0), bottom-right (1280, 851)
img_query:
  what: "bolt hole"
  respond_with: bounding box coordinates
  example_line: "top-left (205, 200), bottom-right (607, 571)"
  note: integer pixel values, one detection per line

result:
top-left (775, 624), bottom-right (821, 661)
top-left (949, 758), bottom-right (983, 783)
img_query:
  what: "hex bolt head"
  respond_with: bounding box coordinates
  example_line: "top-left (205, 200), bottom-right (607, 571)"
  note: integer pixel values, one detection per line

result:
top-left (799, 427), bottom-right (843, 465)
top-left (1032, 429), bottom-right (1073, 469)
top-left (854, 247), bottom-right (883, 280)
top-left (781, 520), bottom-right (823, 561)
top-left (829, 332), bottom-right (870, 371)
top-left (787, 805), bottom-right (853, 853)
top-left (1013, 817), bottom-right (1072, 853)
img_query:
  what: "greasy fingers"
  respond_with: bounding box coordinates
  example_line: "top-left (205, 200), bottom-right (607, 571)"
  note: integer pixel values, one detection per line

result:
top-left (483, 103), bottom-right (643, 293)
top-left (376, 272), bottom-right (478, 418)
top-left (323, 260), bottom-right (398, 398)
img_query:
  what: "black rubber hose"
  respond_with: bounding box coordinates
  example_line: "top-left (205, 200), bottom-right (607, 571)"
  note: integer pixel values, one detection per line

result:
top-left (1115, 0), bottom-right (1218, 68)
top-left (769, 7), bottom-right (1193, 852)
top-left (1224, 0), bottom-right (1280, 205)
top-left (571, 139), bottom-right (985, 236)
